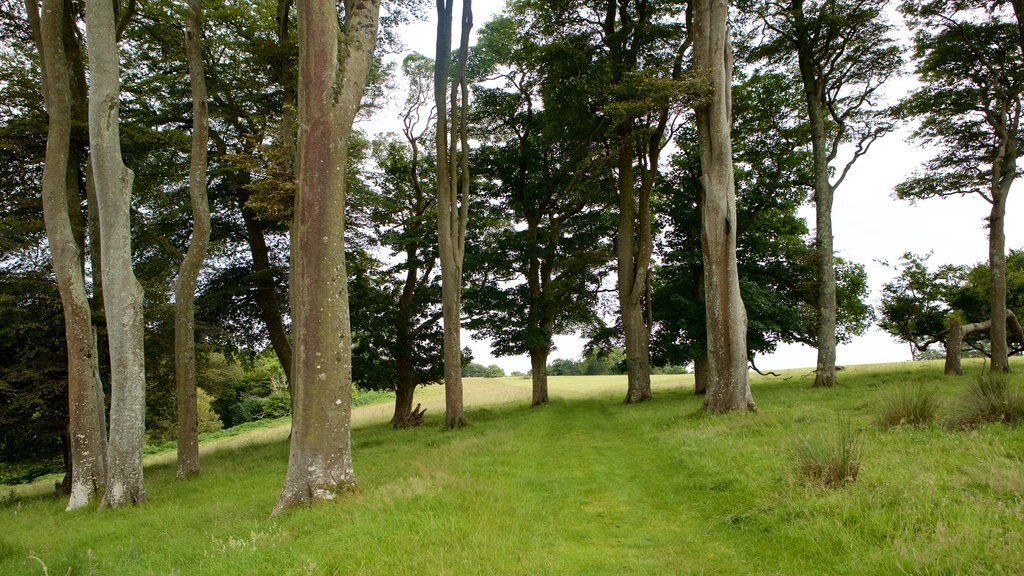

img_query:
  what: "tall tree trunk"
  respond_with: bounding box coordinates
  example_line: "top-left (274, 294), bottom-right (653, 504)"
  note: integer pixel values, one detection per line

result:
top-left (693, 0), bottom-right (754, 414)
top-left (272, 0), bottom-right (380, 517)
top-left (175, 0), bottom-right (211, 480)
top-left (792, 0), bottom-right (838, 388)
top-left (434, 0), bottom-right (472, 429)
top-left (989, 192), bottom-right (1009, 372)
top-left (529, 347), bottom-right (550, 406)
top-left (988, 117), bottom-right (1015, 372)
top-left (693, 353), bottom-right (708, 395)
top-left (86, 0), bottom-right (147, 508)
top-left (33, 0), bottom-right (108, 511)
top-left (616, 131), bottom-right (654, 404)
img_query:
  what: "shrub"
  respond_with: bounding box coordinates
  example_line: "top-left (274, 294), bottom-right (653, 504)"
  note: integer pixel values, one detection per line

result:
top-left (794, 420), bottom-right (863, 488)
top-left (949, 371), bottom-right (1024, 429)
top-left (878, 384), bottom-right (941, 428)
top-left (260, 392), bottom-right (292, 419)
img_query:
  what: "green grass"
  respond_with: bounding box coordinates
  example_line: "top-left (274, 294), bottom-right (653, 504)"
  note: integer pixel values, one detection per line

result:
top-left (3, 361), bottom-right (1024, 575)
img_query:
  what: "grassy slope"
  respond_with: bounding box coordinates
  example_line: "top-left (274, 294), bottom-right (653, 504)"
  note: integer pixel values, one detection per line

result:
top-left (2, 361), bottom-right (1023, 575)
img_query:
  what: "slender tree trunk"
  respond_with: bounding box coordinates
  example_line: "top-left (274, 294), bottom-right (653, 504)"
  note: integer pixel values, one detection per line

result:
top-left (175, 0), bottom-right (211, 480)
top-left (86, 0), bottom-right (147, 508)
top-left (990, 192), bottom-right (1009, 372)
top-left (272, 0), bottom-right (380, 517)
top-left (434, 0), bottom-right (472, 429)
top-left (240, 205), bottom-right (293, 387)
top-left (529, 347), bottom-right (550, 406)
top-left (34, 0), bottom-right (108, 511)
top-left (393, 265), bottom-right (418, 426)
top-left (616, 131), bottom-right (653, 404)
top-left (693, 0), bottom-right (754, 414)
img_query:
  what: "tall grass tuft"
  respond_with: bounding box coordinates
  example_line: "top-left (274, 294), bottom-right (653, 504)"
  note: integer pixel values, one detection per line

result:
top-left (794, 419), bottom-right (863, 488)
top-left (878, 384), bottom-right (941, 429)
top-left (949, 371), bottom-right (1024, 429)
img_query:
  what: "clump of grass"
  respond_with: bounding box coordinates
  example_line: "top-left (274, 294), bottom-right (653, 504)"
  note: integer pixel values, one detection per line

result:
top-left (949, 371), bottom-right (1024, 429)
top-left (794, 419), bottom-right (863, 488)
top-left (878, 384), bottom-right (941, 429)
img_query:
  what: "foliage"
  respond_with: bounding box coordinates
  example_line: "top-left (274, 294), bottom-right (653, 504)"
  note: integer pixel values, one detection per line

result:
top-left (895, 3), bottom-right (1023, 204)
top-left (462, 363), bottom-right (506, 378)
top-left (793, 419), bottom-right (863, 488)
top-left (949, 370), bottom-right (1024, 429)
top-left (878, 384), bottom-right (941, 428)
top-left (879, 250), bottom-right (1024, 354)
top-left (652, 71), bottom-right (873, 368)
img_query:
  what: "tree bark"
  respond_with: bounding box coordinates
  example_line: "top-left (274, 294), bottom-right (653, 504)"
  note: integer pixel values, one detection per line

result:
top-left (86, 0), bottom-right (147, 509)
top-left (529, 347), bottom-right (550, 406)
top-left (34, 0), bottom-right (108, 511)
top-left (616, 129), bottom-right (654, 404)
top-left (392, 259), bottom-right (418, 426)
top-left (272, 0), bottom-right (380, 517)
top-left (693, 0), bottom-right (754, 414)
top-left (944, 318), bottom-right (991, 376)
top-left (175, 0), bottom-right (211, 480)
top-left (434, 0), bottom-right (472, 429)
top-left (988, 109), bottom-right (1016, 372)
top-left (694, 353), bottom-right (708, 395)
top-left (239, 204), bottom-right (293, 387)
top-left (791, 0), bottom-right (838, 387)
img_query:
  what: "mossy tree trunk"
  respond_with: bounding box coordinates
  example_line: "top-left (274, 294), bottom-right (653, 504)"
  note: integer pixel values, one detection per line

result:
top-left (32, 0), bottom-right (108, 511)
top-left (272, 0), bottom-right (380, 516)
top-left (434, 0), bottom-right (473, 429)
top-left (175, 0), bottom-right (211, 480)
top-left (693, 0), bottom-right (754, 413)
top-left (85, 0), bottom-right (147, 509)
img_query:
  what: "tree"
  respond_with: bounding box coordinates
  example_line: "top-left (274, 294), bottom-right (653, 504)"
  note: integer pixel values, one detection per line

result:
top-left (434, 0), bottom-right (473, 428)
top-left (653, 71), bottom-right (873, 392)
top-left (85, 0), bottom-right (147, 508)
top-left (896, 3), bottom-right (1023, 372)
top-left (692, 0), bottom-right (753, 412)
top-left (175, 0), bottom-right (211, 480)
top-left (880, 251), bottom-right (1024, 374)
top-left (273, 0), bottom-right (381, 516)
top-left (464, 15), bottom-right (611, 407)
top-left (28, 0), bottom-right (108, 511)
top-left (747, 0), bottom-right (902, 387)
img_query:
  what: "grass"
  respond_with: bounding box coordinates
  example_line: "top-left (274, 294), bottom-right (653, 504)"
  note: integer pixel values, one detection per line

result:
top-left (950, 370), bottom-right (1024, 429)
top-left (3, 361), bottom-right (1024, 575)
top-left (878, 384), bottom-right (942, 429)
top-left (794, 419), bottom-right (864, 488)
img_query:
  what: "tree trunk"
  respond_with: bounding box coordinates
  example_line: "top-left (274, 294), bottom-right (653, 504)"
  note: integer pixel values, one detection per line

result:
top-left (240, 204), bottom-right (293, 387)
top-left (792, 0), bottom-right (838, 388)
top-left (392, 375), bottom-right (417, 427)
top-left (989, 192), bottom-right (1009, 372)
top-left (945, 318), bottom-right (991, 376)
top-left (529, 347), bottom-right (550, 406)
top-left (86, 0), bottom-right (147, 508)
top-left (434, 0), bottom-right (472, 429)
top-left (944, 318), bottom-right (963, 376)
top-left (33, 0), bottom-right (109, 513)
top-left (693, 0), bottom-right (754, 414)
top-left (1011, 0), bottom-right (1024, 59)
top-left (175, 0), bottom-right (211, 480)
top-left (392, 245), bottom-right (420, 427)
top-left (272, 0), bottom-right (379, 517)
top-left (616, 130), bottom-right (653, 404)
top-left (694, 353), bottom-right (708, 395)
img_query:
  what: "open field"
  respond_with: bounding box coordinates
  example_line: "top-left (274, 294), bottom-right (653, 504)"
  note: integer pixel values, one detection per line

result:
top-left (3, 360), bottom-right (1024, 575)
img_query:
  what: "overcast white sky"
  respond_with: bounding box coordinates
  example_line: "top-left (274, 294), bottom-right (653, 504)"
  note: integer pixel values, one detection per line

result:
top-left (357, 0), bottom-right (1023, 374)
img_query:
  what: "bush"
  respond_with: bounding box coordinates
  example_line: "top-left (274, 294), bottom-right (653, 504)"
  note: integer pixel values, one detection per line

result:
top-left (261, 392), bottom-right (292, 419)
top-left (949, 371), bottom-right (1024, 429)
top-left (794, 420), bottom-right (863, 488)
top-left (878, 384), bottom-right (941, 428)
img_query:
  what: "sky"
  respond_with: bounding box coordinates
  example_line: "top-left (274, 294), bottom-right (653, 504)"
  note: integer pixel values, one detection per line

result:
top-left (357, 0), bottom-right (1023, 374)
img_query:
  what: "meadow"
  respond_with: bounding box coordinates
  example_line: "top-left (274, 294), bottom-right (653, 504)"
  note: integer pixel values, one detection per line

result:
top-left (2, 360), bottom-right (1023, 575)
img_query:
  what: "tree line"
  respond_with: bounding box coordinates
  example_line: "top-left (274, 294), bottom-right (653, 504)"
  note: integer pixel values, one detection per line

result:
top-left (0, 0), bottom-right (1020, 515)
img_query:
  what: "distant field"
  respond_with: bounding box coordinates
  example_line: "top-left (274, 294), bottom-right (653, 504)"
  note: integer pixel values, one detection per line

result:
top-left (3, 359), bottom-right (1023, 575)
